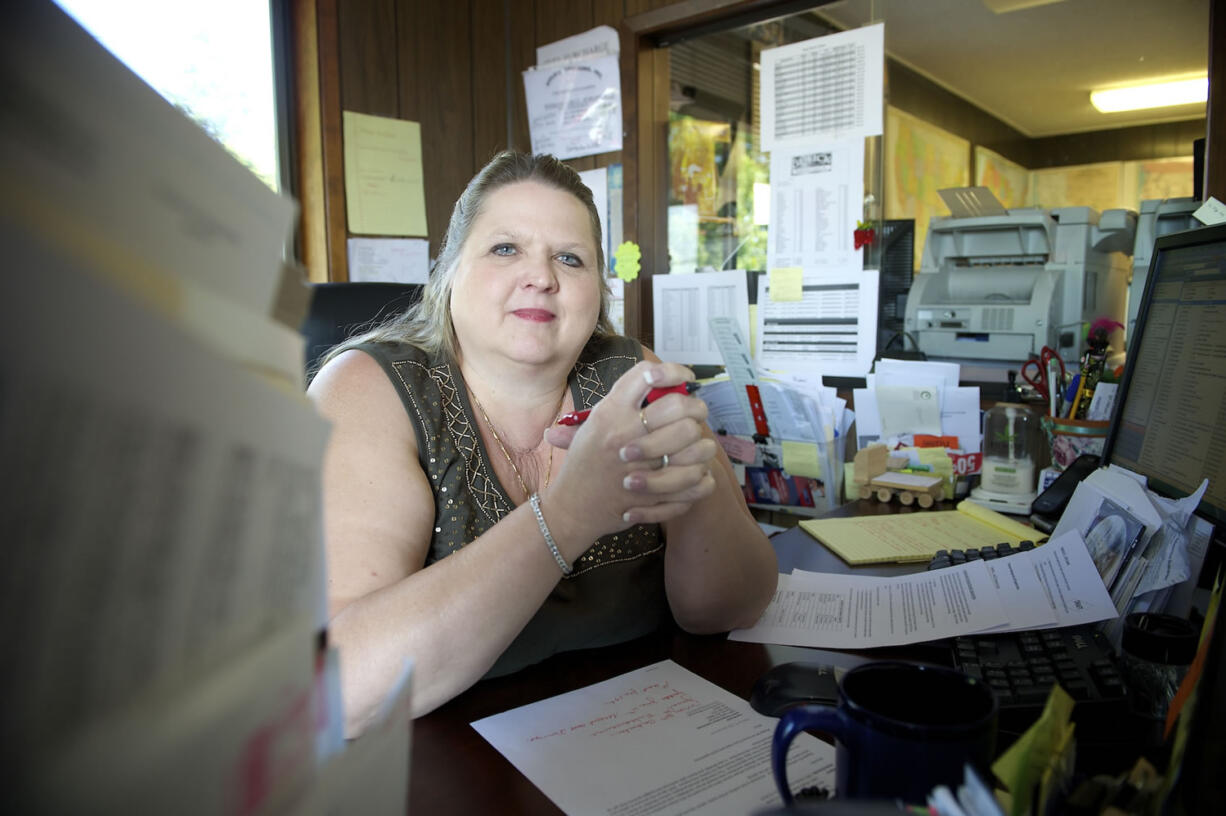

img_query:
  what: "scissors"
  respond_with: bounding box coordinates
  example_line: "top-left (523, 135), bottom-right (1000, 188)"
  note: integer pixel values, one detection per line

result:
top-left (1020, 346), bottom-right (1067, 403)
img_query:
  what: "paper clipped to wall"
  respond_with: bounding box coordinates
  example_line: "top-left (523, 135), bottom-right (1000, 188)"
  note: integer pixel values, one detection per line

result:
top-left (342, 111), bottom-right (428, 237)
top-left (759, 23), bottom-right (884, 149)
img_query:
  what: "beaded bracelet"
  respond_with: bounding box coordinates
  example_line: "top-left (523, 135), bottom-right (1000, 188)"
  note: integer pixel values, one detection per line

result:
top-left (529, 493), bottom-right (572, 576)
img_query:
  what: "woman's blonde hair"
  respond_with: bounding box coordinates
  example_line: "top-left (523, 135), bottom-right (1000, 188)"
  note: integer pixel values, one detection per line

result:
top-left (320, 151), bottom-right (614, 370)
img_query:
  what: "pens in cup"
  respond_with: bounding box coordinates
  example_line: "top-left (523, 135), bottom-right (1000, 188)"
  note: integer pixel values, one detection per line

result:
top-left (556, 382), bottom-right (701, 427)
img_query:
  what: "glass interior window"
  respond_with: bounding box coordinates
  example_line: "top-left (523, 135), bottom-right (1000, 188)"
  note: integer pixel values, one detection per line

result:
top-left (666, 13), bottom-right (850, 277)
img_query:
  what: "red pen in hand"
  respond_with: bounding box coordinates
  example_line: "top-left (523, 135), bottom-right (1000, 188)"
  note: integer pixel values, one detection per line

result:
top-left (556, 382), bottom-right (701, 426)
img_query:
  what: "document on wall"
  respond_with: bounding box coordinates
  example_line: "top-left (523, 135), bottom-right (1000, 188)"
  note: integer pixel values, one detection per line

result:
top-left (653, 269), bottom-right (751, 365)
top-left (759, 23), bottom-right (884, 149)
top-left (342, 111), bottom-right (428, 236)
top-left (523, 55), bottom-right (622, 160)
top-left (756, 270), bottom-right (879, 378)
top-left (471, 660), bottom-right (835, 816)
top-left (346, 238), bottom-right (430, 284)
top-left (730, 562), bottom-right (1008, 648)
top-left (577, 167), bottom-right (610, 263)
top-left (536, 25), bottom-right (619, 66)
top-left (767, 139), bottom-right (864, 272)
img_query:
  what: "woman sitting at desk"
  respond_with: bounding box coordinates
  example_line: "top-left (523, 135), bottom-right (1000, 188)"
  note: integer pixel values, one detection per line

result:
top-left (308, 151), bottom-right (777, 735)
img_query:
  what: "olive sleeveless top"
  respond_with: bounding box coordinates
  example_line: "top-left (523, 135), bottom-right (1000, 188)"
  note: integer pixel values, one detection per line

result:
top-left (354, 334), bottom-right (667, 677)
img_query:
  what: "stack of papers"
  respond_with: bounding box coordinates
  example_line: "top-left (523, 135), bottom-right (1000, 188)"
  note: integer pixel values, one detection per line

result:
top-left (1052, 467), bottom-right (1212, 645)
top-left (853, 359), bottom-right (983, 479)
top-left (730, 530), bottom-right (1119, 650)
top-left (3, 5), bottom-right (409, 813)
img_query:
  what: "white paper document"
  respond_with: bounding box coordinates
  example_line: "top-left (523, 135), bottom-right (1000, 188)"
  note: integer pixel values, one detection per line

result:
top-left (730, 563), bottom-right (1007, 648)
top-left (524, 55), bottom-right (622, 160)
top-left (653, 270), bottom-right (751, 365)
top-left (537, 25), bottom-right (619, 66)
top-left (756, 270), bottom-right (879, 378)
top-left (578, 167), bottom-right (611, 263)
top-left (875, 385), bottom-right (943, 436)
top-left (471, 660), bottom-right (835, 816)
top-left (346, 237), bottom-right (430, 284)
top-left (767, 140), bottom-right (864, 272)
top-left (759, 23), bottom-right (884, 149)
top-left (731, 532), bottom-right (1117, 648)
top-left (853, 385), bottom-right (981, 455)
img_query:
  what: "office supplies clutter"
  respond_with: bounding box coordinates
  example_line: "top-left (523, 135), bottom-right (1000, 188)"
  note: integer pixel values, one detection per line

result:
top-left (1040, 414), bottom-right (1110, 470)
top-left (1051, 467), bottom-right (1211, 647)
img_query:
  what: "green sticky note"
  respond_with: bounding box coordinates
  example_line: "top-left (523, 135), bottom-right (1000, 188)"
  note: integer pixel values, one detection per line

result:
top-left (613, 241), bottom-right (641, 282)
top-left (781, 440), bottom-right (822, 479)
top-left (769, 267), bottom-right (803, 301)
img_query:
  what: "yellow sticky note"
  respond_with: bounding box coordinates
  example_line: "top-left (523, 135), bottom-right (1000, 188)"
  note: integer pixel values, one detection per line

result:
top-left (748, 304), bottom-right (758, 357)
top-left (769, 267), bottom-right (803, 301)
top-left (915, 447), bottom-right (956, 499)
top-left (613, 241), bottom-right (641, 282)
top-left (782, 440), bottom-right (822, 479)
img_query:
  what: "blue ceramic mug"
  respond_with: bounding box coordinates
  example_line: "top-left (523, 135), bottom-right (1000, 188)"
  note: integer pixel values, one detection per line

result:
top-left (772, 661), bottom-right (997, 805)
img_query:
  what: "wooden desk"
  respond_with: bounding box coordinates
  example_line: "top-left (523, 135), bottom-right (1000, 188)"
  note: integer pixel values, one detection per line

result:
top-left (407, 504), bottom-right (934, 814)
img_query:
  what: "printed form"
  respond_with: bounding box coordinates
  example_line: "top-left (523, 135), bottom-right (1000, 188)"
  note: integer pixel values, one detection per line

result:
top-left (472, 661), bottom-right (834, 816)
top-left (731, 531), bottom-right (1117, 649)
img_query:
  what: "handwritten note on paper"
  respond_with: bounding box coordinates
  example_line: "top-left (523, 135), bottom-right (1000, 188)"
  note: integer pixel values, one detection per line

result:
top-left (471, 660), bottom-right (834, 815)
top-left (342, 111), bottom-right (428, 237)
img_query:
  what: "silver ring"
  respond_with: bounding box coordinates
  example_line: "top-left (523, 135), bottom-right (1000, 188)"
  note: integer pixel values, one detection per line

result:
top-left (661, 453), bottom-right (670, 468)
top-left (639, 410), bottom-right (650, 433)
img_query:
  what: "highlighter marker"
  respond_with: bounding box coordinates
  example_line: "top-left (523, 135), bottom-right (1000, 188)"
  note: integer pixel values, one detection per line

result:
top-left (556, 382), bottom-right (701, 427)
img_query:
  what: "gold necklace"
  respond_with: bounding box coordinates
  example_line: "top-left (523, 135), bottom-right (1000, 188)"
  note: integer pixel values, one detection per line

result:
top-left (470, 390), bottom-right (565, 499)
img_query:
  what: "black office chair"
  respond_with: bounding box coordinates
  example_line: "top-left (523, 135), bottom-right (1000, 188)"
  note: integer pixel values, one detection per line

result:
top-left (300, 281), bottom-right (423, 380)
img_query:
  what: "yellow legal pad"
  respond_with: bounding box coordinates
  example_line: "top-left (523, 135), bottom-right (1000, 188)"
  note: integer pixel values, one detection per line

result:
top-left (798, 500), bottom-right (1041, 565)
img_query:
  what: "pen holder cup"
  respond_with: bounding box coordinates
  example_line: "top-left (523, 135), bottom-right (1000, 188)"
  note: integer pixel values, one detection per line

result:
top-left (1041, 416), bottom-right (1109, 471)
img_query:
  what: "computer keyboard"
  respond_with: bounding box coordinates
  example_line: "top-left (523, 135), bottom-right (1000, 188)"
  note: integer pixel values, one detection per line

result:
top-left (951, 626), bottom-right (1128, 736)
top-left (926, 541), bottom-right (1131, 740)
top-left (925, 539), bottom-right (1039, 569)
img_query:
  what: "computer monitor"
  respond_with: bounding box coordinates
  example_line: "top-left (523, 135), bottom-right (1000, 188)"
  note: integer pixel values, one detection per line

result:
top-left (1099, 224), bottom-right (1226, 805)
top-left (871, 219), bottom-right (916, 356)
top-left (1101, 222), bottom-right (1226, 572)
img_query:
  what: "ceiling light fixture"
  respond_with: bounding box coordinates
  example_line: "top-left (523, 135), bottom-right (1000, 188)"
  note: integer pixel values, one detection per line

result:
top-left (1090, 77), bottom-right (1208, 113)
top-left (982, 0), bottom-right (1066, 13)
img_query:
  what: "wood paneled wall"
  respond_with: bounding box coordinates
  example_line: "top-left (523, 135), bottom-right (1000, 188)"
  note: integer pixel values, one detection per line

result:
top-left (295, 0), bottom-right (1208, 286)
top-left (298, 0), bottom-right (675, 281)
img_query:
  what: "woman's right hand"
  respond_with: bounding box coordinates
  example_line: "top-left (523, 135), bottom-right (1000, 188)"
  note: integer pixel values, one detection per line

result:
top-left (542, 362), bottom-right (717, 553)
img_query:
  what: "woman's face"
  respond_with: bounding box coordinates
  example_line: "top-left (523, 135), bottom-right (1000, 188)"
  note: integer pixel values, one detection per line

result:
top-left (450, 180), bottom-right (602, 369)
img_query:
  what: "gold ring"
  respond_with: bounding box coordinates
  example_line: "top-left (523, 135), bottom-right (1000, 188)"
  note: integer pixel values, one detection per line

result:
top-left (639, 410), bottom-right (650, 432)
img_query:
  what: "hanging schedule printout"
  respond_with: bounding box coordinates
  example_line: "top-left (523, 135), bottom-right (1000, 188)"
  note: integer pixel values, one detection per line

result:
top-left (760, 23), bottom-right (884, 150)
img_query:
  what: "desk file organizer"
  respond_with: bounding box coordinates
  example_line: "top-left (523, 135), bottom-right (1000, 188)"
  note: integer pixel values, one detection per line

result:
top-left (741, 435), bottom-right (845, 516)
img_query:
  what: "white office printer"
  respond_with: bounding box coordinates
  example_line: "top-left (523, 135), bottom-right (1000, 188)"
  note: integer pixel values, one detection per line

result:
top-left (904, 206), bottom-right (1136, 363)
top-left (1128, 197), bottom-right (1201, 344)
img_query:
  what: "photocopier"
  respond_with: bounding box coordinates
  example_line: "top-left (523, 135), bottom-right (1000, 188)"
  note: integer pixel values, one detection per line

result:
top-left (904, 207), bottom-right (1136, 363)
top-left (1127, 197), bottom-right (1201, 344)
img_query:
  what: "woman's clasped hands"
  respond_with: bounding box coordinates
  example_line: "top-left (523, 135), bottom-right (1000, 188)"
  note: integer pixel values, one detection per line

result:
top-left (544, 361), bottom-right (717, 536)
